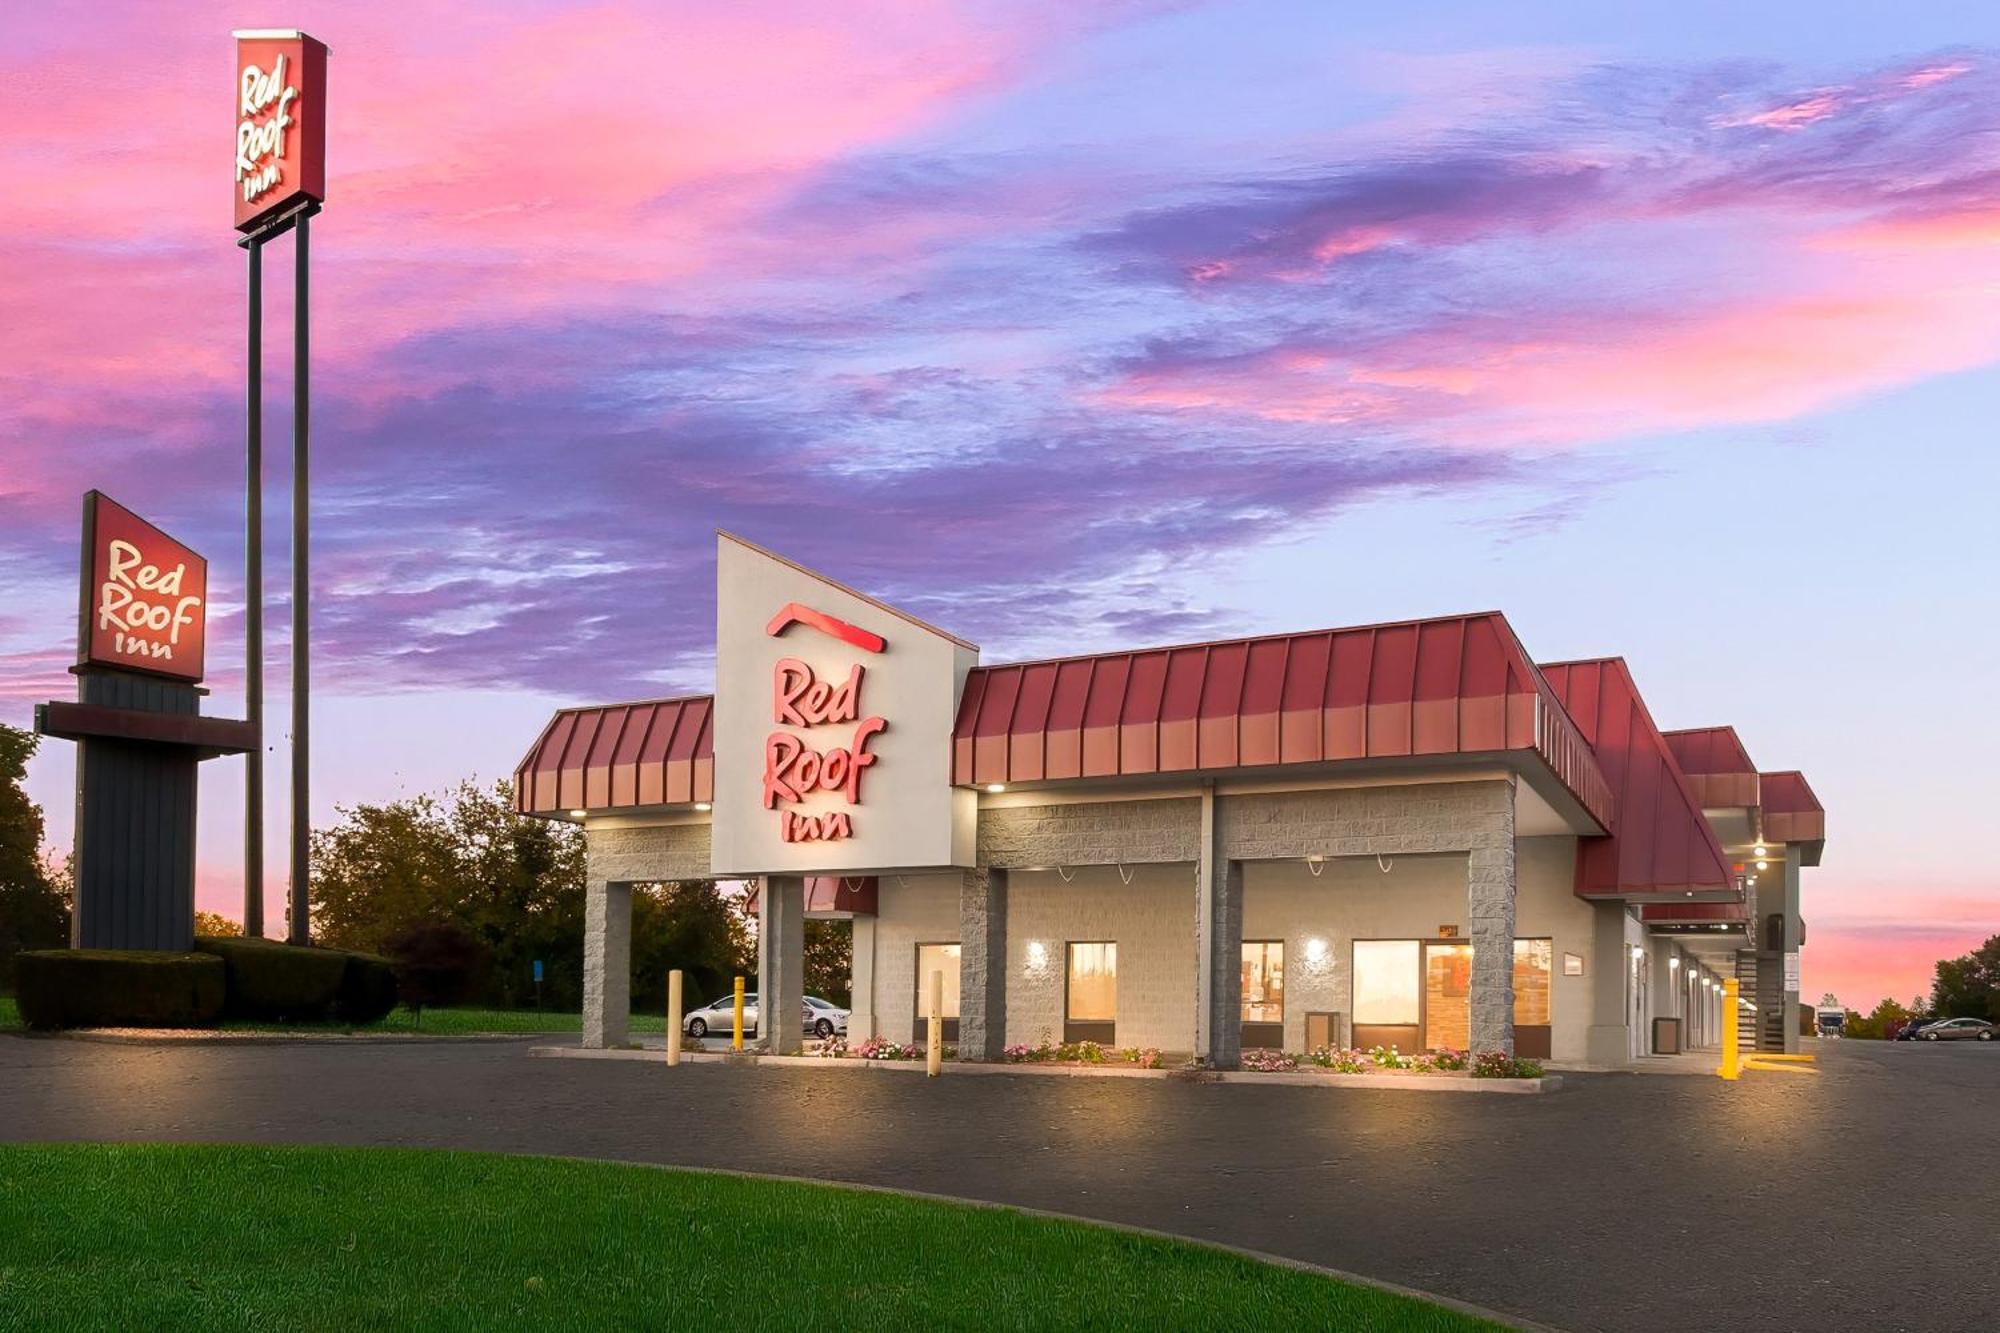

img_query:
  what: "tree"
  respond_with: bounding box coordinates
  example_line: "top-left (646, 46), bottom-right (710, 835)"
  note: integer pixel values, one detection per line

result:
top-left (0, 724), bottom-right (68, 988)
top-left (803, 919), bottom-right (851, 1007)
top-left (386, 920), bottom-right (487, 1025)
top-left (1931, 935), bottom-right (2000, 1022)
top-left (311, 780), bottom-right (586, 1009)
top-left (194, 911), bottom-right (242, 937)
top-left (630, 880), bottom-right (754, 1014)
top-left (1843, 996), bottom-right (1912, 1040)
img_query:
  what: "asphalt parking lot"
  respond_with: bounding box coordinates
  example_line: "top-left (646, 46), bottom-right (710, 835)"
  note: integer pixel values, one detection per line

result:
top-left (3, 1034), bottom-right (1994, 1332)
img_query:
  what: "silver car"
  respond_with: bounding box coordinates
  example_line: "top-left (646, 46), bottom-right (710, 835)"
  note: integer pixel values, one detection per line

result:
top-left (1916, 1017), bottom-right (1996, 1041)
top-left (682, 993), bottom-right (850, 1040)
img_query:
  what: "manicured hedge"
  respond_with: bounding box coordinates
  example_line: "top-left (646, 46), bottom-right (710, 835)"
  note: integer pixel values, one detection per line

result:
top-left (334, 951), bottom-right (399, 1024)
top-left (195, 936), bottom-right (348, 1020)
top-left (193, 937), bottom-right (400, 1024)
top-left (15, 951), bottom-right (225, 1029)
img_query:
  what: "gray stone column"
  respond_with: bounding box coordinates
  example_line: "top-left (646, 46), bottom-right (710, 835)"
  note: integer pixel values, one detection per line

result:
top-left (757, 875), bottom-right (805, 1054)
top-left (1779, 847), bottom-right (1803, 1055)
top-left (1466, 777), bottom-right (1517, 1055)
top-left (1586, 902), bottom-right (1634, 1064)
top-left (1195, 789), bottom-right (1244, 1069)
top-left (582, 878), bottom-right (631, 1049)
top-left (848, 915), bottom-right (878, 1042)
top-left (958, 867), bottom-right (1009, 1061)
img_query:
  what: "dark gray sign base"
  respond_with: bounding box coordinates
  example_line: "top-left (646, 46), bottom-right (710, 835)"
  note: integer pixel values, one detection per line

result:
top-left (36, 669), bottom-right (254, 952)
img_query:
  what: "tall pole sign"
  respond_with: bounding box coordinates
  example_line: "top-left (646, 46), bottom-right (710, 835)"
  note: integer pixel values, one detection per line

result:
top-left (36, 496), bottom-right (253, 950)
top-left (235, 29), bottom-right (328, 943)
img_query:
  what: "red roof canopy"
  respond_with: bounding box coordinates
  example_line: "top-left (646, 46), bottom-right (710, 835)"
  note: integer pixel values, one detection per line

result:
top-left (1639, 899), bottom-right (1750, 925)
top-left (1539, 659), bottom-right (1736, 900)
top-left (1759, 769), bottom-right (1826, 848)
top-left (951, 611), bottom-right (1612, 829)
top-left (514, 695), bottom-right (712, 815)
top-left (1662, 725), bottom-right (1761, 810)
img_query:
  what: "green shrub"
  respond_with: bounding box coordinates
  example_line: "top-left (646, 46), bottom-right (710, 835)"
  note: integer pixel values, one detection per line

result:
top-left (15, 951), bottom-right (225, 1029)
top-left (194, 936), bottom-right (349, 1020)
top-left (335, 951), bottom-right (398, 1024)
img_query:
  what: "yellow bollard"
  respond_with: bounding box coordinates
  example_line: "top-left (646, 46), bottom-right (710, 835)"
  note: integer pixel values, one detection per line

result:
top-left (1718, 978), bottom-right (1741, 1080)
top-left (733, 975), bottom-right (746, 1051)
top-left (666, 969), bottom-right (683, 1068)
top-left (926, 969), bottom-right (943, 1077)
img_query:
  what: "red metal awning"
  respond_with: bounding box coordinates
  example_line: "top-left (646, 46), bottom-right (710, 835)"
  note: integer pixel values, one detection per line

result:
top-left (1662, 725), bottom-right (1761, 810)
top-left (1759, 769), bottom-right (1826, 849)
top-left (1639, 899), bottom-right (1750, 925)
top-left (514, 695), bottom-right (713, 816)
top-left (745, 877), bottom-right (879, 917)
top-left (1539, 658), bottom-right (1736, 901)
top-left (951, 611), bottom-right (1612, 829)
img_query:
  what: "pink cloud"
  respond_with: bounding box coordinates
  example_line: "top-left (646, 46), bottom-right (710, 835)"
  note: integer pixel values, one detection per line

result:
top-left (1714, 90), bottom-right (1846, 131)
top-left (0, 0), bottom-right (1091, 520)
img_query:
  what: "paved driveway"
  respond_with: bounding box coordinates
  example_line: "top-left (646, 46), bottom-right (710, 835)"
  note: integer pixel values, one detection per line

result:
top-left (3, 1035), bottom-right (1993, 1332)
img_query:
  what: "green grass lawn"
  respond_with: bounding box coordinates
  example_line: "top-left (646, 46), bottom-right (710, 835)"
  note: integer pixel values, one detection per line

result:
top-left (0, 995), bottom-right (661, 1037)
top-left (0, 1146), bottom-right (1495, 1331)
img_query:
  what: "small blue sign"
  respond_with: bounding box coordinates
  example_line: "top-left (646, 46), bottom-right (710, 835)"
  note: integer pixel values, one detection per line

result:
top-left (532, 960), bottom-right (544, 982)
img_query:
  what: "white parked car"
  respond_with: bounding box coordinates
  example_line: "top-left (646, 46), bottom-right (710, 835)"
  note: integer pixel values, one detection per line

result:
top-left (682, 993), bottom-right (850, 1040)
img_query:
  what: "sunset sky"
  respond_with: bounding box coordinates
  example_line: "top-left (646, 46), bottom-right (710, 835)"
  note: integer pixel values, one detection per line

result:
top-left (4, 2), bottom-right (1996, 1010)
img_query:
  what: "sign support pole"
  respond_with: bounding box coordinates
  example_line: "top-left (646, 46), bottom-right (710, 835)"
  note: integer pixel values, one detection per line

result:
top-left (244, 237), bottom-right (265, 939)
top-left (288, 212), bottom-right (311, 946)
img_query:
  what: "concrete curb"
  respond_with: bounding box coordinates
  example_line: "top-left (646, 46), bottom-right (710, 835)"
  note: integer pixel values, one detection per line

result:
top-left (528, 1044), bottom-right (1562, 1092)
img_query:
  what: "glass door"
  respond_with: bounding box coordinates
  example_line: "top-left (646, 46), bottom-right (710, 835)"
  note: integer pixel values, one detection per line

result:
top-left (1423, 942), bottom-right (1473, 1052)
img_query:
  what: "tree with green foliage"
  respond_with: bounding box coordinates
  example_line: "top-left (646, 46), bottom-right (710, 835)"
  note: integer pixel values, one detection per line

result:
top-left (0, 723), bottom-right (69, 989)
top-left (631, 879), bottom-right (754, 1013)
top-left (1931, 934), bottom-right (2000, 1022)
top-left (1842, 996), bottom-right (1913, 1039)
top-left (803, 919), bottom-right (851, 1008)
top-left (311, 780), bottom-right (587, 1009)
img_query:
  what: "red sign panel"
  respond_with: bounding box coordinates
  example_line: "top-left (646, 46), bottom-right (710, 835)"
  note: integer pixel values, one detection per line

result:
top-left (761, 606), bottom-right (886, 844)
top-left (78, 492), bottom-right (208, 683)
top-left (234, 30), bottom-right (328, 232)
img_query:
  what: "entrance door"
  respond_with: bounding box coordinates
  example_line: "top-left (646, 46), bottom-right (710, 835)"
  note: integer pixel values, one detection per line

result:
top-left (1423, 942), bottom-right (1473, 1052)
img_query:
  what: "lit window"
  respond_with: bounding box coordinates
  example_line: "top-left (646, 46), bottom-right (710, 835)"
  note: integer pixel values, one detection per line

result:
top-left (1241, 941), bottom-right (1284, 1024)
top-left (916, 943), bottom-right (961, 1019)
top-left (1066, 942), bottom-right (1116, 1022)
top-left (1513, 938), bottom-right (1552, 1027)
top-left (1352, 939), bottom-right (1420, 1025)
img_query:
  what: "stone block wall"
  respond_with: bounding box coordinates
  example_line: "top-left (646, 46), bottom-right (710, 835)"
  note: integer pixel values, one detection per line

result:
top-left (1004, 864), bottom-right (1198, 1051)
top-left (978, 798), bottom-right (1198, 868)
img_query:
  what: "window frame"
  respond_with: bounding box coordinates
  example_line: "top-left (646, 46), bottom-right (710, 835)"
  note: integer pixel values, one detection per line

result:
top-left (1064, 941), bottom-right (1118, 1023)
top-left (1240, 939), bottom-right (1285, 1025)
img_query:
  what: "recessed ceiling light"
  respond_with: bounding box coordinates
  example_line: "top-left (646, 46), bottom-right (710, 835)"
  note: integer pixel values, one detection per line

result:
top-left (694, 802), bottom-right (712, 812)
top-left (1754, 844), bottom-right (1767, 856)
top-left (568, 809), bottom-right (586, 819)
top-left (1756, 859), bottom-right (1768, 870)
top-left (984, 783), bottom-right (1006, 793)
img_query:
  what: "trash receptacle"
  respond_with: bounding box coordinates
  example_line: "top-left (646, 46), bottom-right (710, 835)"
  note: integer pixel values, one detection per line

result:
top-left (1652, 1016), bottom-right (1682, 1055)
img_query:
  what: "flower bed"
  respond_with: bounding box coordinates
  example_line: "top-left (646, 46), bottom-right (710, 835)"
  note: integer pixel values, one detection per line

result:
top-left (1231, 1045), bottom-right (1543, 1080)
top-left (1001, 1040), bottom-right (1163, 1069)
top-left (808, 1035), bottom-right (956, 1061)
